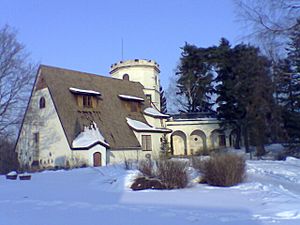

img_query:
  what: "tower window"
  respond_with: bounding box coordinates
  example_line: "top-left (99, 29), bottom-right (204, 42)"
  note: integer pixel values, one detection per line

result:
top-left (39, 97), bottom-right (46, 109)
top-left (123, 74), bottom-right (129, 81)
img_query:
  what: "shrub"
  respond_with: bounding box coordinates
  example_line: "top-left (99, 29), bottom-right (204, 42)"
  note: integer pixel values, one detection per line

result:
top-left (191, 156), bottom-right (205, 171)
top-left (275, 146), bottom-right (300, 160)
top-left (200, 154), bottom-right (246, 187)
top-left (0, 139), bottom-right (19, 174)
top-left (156, 159), bottom-right (188, 189)
top-left (123, 157), bottom-right (135, 170)
top-left (138, 160), bottom-right (154, 177)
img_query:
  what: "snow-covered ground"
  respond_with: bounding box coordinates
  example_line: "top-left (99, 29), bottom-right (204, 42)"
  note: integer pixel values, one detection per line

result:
top-left (1, 158), bottom-right (300, 225)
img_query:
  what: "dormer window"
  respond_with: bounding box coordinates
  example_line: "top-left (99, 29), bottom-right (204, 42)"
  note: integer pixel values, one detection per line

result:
top-left (39, 97), bottom-right (46, 109)
top-left (118, 94), bottom-right (144, 113)
top-left (69, 87), bottom-right (101, 109)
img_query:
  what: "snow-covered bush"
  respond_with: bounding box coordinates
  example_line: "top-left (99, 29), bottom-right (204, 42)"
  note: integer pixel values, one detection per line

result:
top-left (200, 154), bottom-right (246, 187)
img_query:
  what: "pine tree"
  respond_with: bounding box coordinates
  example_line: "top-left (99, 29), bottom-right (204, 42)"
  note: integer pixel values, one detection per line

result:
top-left (215, 38), bottom-right (243, 149)
top-left (275, 20), bottom-right (300, 142)
top-left (215, 41), bottom-right (274, 155)
top-left (160, 85), bottom-right (167, 114)
top-left (286, 19), bottom-right (300, 112)
top-left (176, 43), bottom-right (214, 113)
top-left (234, 45), bottom-right (274, 156)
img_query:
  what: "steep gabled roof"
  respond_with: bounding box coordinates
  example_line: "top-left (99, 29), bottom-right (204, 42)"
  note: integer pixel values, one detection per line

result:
top-left (38, 65), bottom-right (151, 150)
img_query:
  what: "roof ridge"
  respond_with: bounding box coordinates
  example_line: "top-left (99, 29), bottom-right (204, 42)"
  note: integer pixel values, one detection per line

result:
top-left (39, 64), bottom-right (143, 85)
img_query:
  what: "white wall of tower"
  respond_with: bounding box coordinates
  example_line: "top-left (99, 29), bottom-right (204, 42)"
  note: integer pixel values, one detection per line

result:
top-left (110, 59), bottom-right (161, 110)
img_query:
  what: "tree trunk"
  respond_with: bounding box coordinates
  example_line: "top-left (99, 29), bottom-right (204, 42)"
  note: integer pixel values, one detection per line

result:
top-left (243, 126), bottom-right (250, 153)
top-left (234, 126), bottom-right (241, 149)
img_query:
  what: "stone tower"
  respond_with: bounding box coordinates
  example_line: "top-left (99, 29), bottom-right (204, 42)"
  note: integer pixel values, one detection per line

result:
top-left (110, 59), bottom-right (161, 110)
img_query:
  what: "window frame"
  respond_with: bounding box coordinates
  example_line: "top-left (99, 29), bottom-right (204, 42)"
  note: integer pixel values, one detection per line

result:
top-left (141, 135), bottom-right (152, 151)
top-left (83, 95), bottom-right (92, 108)
top-left (146, 94), bottom-right (152, 103)
top-left (33, 132), bottom-right (39, 144)
top-left (39, 97), bottom-right (46, 109)
top-left (123, 74), bottom-right (129, 80)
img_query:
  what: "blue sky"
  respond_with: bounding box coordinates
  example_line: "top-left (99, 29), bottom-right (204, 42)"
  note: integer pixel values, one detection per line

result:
top-left (0, 0), bottom-right (242, 88)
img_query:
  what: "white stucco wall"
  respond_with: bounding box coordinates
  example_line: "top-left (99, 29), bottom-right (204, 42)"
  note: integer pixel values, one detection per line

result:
top-left (108, 130), bottom-right (164, 164)
top-left (16, 87), bottom-right (107, 169)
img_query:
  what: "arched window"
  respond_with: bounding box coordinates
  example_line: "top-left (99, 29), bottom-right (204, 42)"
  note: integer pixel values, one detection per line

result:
top-left (39, 97), bottom-right (46, 109)
top-left (123, 74), bottom-right (129, 80)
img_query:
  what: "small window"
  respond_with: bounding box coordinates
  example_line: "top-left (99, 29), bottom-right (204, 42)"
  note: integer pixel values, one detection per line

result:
top-left (33, 132), bottom-right (39, 144)
top-left (146, 94), bottom-right (152, 103)
top-left (39, 97), bottom-right (46, 109)
top-left (142, 135), bottom-right (152, 151)
top-left (194, 138), bottom-right (198, 141)
top-left (83, 95), bottom-right (92, 108)
top-left (123, 74), bottom-right (129, 81)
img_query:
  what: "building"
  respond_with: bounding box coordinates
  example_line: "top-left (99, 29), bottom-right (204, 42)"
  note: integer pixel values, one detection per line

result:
top-left (15, 59), bottom-right (234, 169)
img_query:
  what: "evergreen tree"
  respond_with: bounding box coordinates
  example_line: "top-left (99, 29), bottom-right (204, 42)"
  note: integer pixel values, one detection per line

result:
top-left (176, 43), bottom-right (214, 113)
top-left (286, 19), bottom-right (300, 112)
top-left (274, 20), bottom-right (300, 142)
top-left (160, 85), bottom-right (167, 114)
top-left (215, 41), bottom-right (274, 155)
top-left (214, 38), bottom-right (243, 149)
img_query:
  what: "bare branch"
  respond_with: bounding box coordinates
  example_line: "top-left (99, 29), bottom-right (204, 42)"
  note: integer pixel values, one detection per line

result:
top-left (0, 25), bottom-right (36, 139)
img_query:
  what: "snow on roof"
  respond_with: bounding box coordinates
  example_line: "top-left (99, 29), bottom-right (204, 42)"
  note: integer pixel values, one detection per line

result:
top-left (119, 94), bottom-right (144, 101)
top-left (144, 107), bottom-right (170, 118)
top-left (69, 87), bottom-right (101, 96)
top-left (126, 118), bottom-right (171, 133)
top-left (72, 122), bottom-right (109, 149)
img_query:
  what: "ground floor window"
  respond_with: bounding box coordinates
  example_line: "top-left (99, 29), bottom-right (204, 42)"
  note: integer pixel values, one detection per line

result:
top-left (142, 135), bottom-right (152, 151)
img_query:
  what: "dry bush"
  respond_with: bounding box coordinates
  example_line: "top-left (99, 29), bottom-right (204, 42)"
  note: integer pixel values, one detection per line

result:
top-left (200, 154), bottom-right (246, 187)
top-left (0, 139), bottom-right (19, 174)
top-left (156, 159), bottom-right (188, 189)
top-left (138, 160), bottom-right (154, 177)
top-left (191, 156), bottom-right (205, 172)
top-left (123, 158), bottom-right (135, 170)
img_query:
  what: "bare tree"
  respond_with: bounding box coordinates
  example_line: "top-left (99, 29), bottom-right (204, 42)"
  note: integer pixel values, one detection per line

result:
top-left (235, 0), bottom-right (300, 59)
top-left (0, 25), bottom-right (35, 139)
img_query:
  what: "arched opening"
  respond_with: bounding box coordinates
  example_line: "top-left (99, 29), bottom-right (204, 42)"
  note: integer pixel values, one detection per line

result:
top-left (171, 130), bottom-right (187, 155)
top-left (210, 130), bottom-right (226, 149)
top-left (123, 74), bottom-right (129, 81)
top-left (189, 130), bottom-right (207, 154)
top-left (39, 97), bottom-right (46, 109)
top-left (93, 152), bottom-right (102, 167)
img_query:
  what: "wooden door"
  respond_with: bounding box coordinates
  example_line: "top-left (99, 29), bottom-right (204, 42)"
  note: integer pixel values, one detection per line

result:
top-left (93, 152), bottom-right (102, 167)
